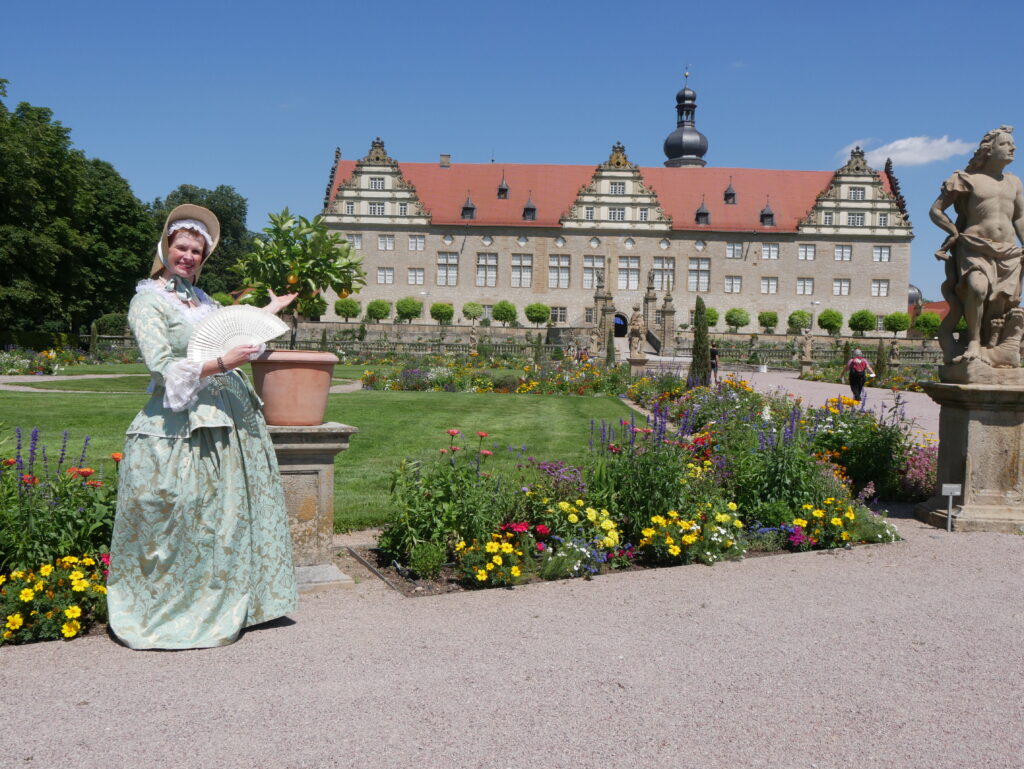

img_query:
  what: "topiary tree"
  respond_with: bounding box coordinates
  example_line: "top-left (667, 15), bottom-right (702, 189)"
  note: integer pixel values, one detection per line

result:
top-left (848, 309), bottom-right (876, 337)
top-left (95, 312), bottom-right (129, 336)
top-left (787, 310), bottom-right (811, 334)
top-left (758, 311), bottom-right (778, 334)
top-left (883, 311), bottom-right (910, 338)
top-left (525, 302), bottom-right (551, 327)
top-left (605, 326), bottom-right (616, 367)
top-left (688, 296), bottom-right (711, 388)
top-left (704, 307), bottom-right (719, 328)
top-left (874, 337), bottom-right (888, 381)
top-left (395, 296), bottom-right (424, 323)
top-left (492, 300), bottom-right (517, 327)
top-left (334, 297), bottom-right (361, 321)
top-left (365, 299), bottom-right (391, 322)
top-left (817, 309), bottom-right (843, 336)
top-left (462, 302), bottom-right (483, 326)
top-left (429, 302), bottom-right (454, 325)
top-left (914, 311), bottom-right (941, 339)
top-left (724, 308), bottom-right (750, 333)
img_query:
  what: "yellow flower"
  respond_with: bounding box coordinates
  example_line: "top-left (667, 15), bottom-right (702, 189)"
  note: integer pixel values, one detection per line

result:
top-left (18, 588), bottom-right (34, 602)
top-left (60, 556), bottom-right (78, 566)
top-left (841, 531), bottom-right (851, 541)
top-left (824, 497), bottom-right (835, 505)
top-left (39, 564), bottom-right (53, 577)
top-left (651, 515), bottom-right (667, 526)
top-left (10, 571), bottom-right (24, 579)
top-left (664, 535), bottom-right (675, 545)
top-left (92, 585), bottom-right (107, 594)
top-left (641, 528), bottom-right (656, 538)
top-left (845, 511), bottom-right (856, 521)
top-left (455, 541), bottom-right (466, 552)
top-left (575, 499), bottom-right (584, 507)
top-left (500, 542), bottom-right (513, 554)
top-left (64, 606), bottom-right (82, 619)
top-left (476, 570), bottom-right (488, 581)
top-left (34, 580), bottom-right (44, 591)
top-left (831, 518), bottom-right (843, 527)
top-left (715, 513), bottom-right (731, 524)
top-left (681, 534), bottom-right (698, 546)
top-left (733, 520), bottom-right (744, 529)
top-left (6, 613), bottom-right (23, 630)
top-left (600, 519), bottom-right (614, 531)
top-left (567, 513), bottom-right (579, 524)
top-left (0, 575), bottom-right (5, 586)
top-left (812, 509), bottom-right (825, 518)
top-left (69, 570), bottom-right (85, 580)
top-left (81, 557), bottom-right (95, 566)
top-left (667, 510), bottom-right (679, 518)
top-left (792, 518), bottom-right (808, 528)
top-left (668, 545), bottom-right (681, 556)
top-left (71, 580), bottom-right (88, 592)
top-left (61, 620), bottom-right (81, 638)
top-left (586, 509), bottom-right (598, 522)
top-left (801, 504), bottom-right (813, 511)
top-left (557, 501), bottom-right (572, 512)
top-left (727, 502), bottom-right (738, 512)
top-left (484, 541), bottom-right (499, 553)
top-left (2, 630), bottom-right (11, 640)
top-left (485, 562), bottom-right (495, 571)
top-left (510, 566), bottom-right (521, 577)
top-left (492, 555), bottom-right (503, 566)
top-left (725, 539), bottom-right (734, 548)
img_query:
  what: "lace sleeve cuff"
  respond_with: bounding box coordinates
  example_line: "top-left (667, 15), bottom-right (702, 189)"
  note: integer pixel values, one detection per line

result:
top-left (163, 359), bottom-right (211, 412)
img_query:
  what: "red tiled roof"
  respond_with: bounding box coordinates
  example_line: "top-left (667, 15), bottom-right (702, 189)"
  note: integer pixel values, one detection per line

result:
top-left (920, 301), bottom-right (950, 320)
top-left (330, 160), bottom-right (891, 233)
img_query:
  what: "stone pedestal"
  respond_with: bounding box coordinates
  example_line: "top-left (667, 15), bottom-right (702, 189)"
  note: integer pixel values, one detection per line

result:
top-left (800, 358), bottom-right (814, 376)
top-left (268, 422), bottom-right (359, 591)
top-left (915, 383), bottom-right (1024, 533)
top-left (628, 356), bottom-right (649, 375)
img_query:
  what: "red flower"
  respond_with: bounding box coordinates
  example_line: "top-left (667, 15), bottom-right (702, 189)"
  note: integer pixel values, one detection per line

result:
top-left (509, 522), bottom-right (529, 533)
top-left (77, 468), bottom-right (95, 478)
top-left (536, 542), bottom-right (546, 551)
top-left (446, 429), bottom-right (460, 436)
top-left (66, 467), bottom-right (79, 475)
top-left (607, 444), bottom-right (621, 454)
top-left (1, 458), bottom-right (15, 467)
top-left (86, 480), bottom-right (103, 488)
top-left (111, 452), bottom-right (124, 463)
top-left (20, 474), bottom-right (38, 485)
top-left (99, 553), bottom-right (111, 566)
top-left (535, 524), bottom-right (550, 536)
top-left (476, 431), bottom-right (489, 438)
top-left (439, 448), bottom-right (448, 454)
top-left (451, 446), bottom-right (461, 452)
top-left (480, 449), bottom-right (493, 457)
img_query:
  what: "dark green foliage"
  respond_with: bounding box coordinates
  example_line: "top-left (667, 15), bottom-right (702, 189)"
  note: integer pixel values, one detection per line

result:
top-left (843, 340), bottom-right (853, 364)
top-left (409, 541), bottom-right (446, 579)
top-left (366, 299), bottom-right (391, 322)
top-left (395, 297), bottom-right (423, 323)
top-left (211, 292), bottom-right (234, 306)
top-left (787, 310), bottom-right (811, 333)
top-left (689, 296), bottom-right (711, 388)
top-left (758, 311), bottom-right (778, 333)
top-left (724, 308), bottom-right (750, 332)
top-left (914, 311), bottom-right (941, 338)
top-left (462, 302), bottom-right (483, 324)
top-left (884, 311), bottom-right (910, 337)
top-left (605, 327), bottom-right (615, 367)
top-left (357, 323), bottom-right (367, 341)
top-left (94, 312), bottom-right (128, 335)
top-left (492, 300), bottom-right (517, 326)
top-left (429, 302), bottom-right (454, 324)
top-left (848, 309), bottom-right (876, 336)
top-left (874, 338), bottom-right (888, 381)
top-left (334, 297), bottom-right (361, 320)
top-left (704, 307), bottom-right (719, 327)
top-left (817, 309), bottom-right (843, 335)
top-left (525, 302), bottom-right (551, 326)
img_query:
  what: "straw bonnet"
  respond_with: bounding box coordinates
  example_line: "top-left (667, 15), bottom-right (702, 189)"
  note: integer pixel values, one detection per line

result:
top-left (149, 204), bottom-right (221, 281)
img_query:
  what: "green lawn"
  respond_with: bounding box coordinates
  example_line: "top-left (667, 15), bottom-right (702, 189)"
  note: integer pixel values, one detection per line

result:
top-left (22, 376), bottom-right (150, 392)
top-left (55, 363), bottom-right (149, 376)
top-left (0, 389), bottom-right (634, 532)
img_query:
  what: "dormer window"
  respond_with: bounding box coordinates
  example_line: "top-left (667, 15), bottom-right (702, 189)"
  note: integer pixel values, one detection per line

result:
top-left (461, 192), bottom-right (476, 220)
top-left (724, 182), bottom-right (736, 205)
top-left (695, 200), bottom-right (710, 225)
top-left (760, 202), bottom-right (775, 227)
top-left (522, 193), bottom-right (537, 221)
top-left (497, 175), bottom-right (509, 199)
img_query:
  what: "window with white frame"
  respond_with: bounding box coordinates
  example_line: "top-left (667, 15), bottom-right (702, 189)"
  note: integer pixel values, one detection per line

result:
top-left (511, 254), bottom-right (532, 288)
top-left (408, 234), bottom-right (425, 251)
top-left (878, 213), bottom-right (889, 227)
top-left (551, 306), bottom-right (567, 323)
top-left (398, 202), bottom-right (408, 216)
top-left (376, 267), bottom-right (394, 284)
top-left (482, 305), bottom-right (493, 320)
top-left (378, 234), bottom-right (395, 251)
top-left (762, 243), bottom-right (779, 259)
top-left (726, 242), bottom-right (744, 259)
top-left (608, 207), bottom-right (626, 222)
top-left (583, 255), bottom-right (604, 289)
top-left (369, 176), bottom-right (385, 190)
top-left (875, 315), bottom-right (886, 331)
top-left (347, 234), bottom-right (362, 249)
top-left (407, 268), bottom-right (424, 285)
top-left (796, 278), bottom-right (815, 295)
top-left (760, 276), bottom-right (778, 294)
top-left (548, 254), bottom-right (570, 289)
top-left (639, 208), bottom-right (649, 222)
top-left (476, 253), bottom-right (497, 287)
top-left (798, 244), bottom-right (815, 260)
top-left (873, 246), bottom-right (891, 262)
top-left (344, 201), bottom-right (355, 215)
top-left (724, 276), bottom-right (742, 293)
top-left (652, 257), bottom-right (675, 290)
top-left (833, 278), bottom-right (851, 296)
top-left (823, 212), bottom-right (834, 225)
top-left (834, 245), bottom-right (852, 261)
top-left (848, 186), bottom-right (866, 200)
top-left (584, 206), bottom-right (595, 221)
top-left (618, 256), bottom-right (640, 290)
top-left (688, 258), bottom-right (710, 292)
top-left (437, 252), bottom-right (459, 286)
top-left (848, 212), bottom-right (865, 226)
top-left (368, 201), bottom-right (385, 216)
top-left (585, 307), bottom-right (595, 324)
top-left (609, 181), bottom-right (626, 195)
top-left (871, 279), bottom-right (890, 297)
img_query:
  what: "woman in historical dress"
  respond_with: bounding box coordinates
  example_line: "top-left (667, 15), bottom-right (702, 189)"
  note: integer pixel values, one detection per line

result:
top-left (107, 204), bottom-right (298, 649)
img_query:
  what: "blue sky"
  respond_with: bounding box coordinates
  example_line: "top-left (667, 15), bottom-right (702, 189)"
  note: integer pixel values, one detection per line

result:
top-left (5, 0), bottom-right (1023, 300)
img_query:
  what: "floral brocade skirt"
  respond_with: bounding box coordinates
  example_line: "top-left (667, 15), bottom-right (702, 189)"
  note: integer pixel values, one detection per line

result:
top-left (107, 376), bottom-right (297, 649)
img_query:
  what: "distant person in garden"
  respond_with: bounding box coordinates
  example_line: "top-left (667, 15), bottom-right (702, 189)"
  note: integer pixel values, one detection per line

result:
top-left (107, 204), bottom-right (298, 650)
top-left (842, 348), bottom-right (875, 402)
top-left (709, 342), bottom-right (719, 385)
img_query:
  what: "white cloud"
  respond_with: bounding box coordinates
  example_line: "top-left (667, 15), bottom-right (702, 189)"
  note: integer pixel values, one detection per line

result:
top-left (837, 138), bottom-right (873, 160)
top-left (858, 136), bottom-right (974, 167)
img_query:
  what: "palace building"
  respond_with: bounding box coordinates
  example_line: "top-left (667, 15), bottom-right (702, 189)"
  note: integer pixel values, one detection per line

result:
top-left (319, 82), bottom-right (913, 341)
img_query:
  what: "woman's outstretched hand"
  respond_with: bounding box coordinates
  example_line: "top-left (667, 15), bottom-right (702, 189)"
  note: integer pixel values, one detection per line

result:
top-left (264, 288), bottom-right (298, 315)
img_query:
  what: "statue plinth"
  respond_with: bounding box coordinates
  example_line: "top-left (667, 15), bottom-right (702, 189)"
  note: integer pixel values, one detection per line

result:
top-left (915, 383), bottom-right (1024, 533)
top-left (937, 360), bottom-right (1024, 385)
top-left (268, 422), bottom-right (359, 591)
top-left (628, 356), bottom-right (649, 375)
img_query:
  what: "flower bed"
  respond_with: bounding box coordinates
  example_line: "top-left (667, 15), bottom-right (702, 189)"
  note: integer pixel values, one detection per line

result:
top-left (0, 346), bottom-right (140, 375)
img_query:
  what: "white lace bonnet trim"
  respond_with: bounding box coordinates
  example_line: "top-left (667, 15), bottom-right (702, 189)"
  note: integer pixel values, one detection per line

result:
top-left (136, 279), bottom-right (217, 323)
top-left (167, 218), bottom-right (214, 251)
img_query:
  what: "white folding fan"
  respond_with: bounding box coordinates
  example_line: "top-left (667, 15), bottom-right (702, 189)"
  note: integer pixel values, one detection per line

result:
top-left (187, 305), bottom-right (289, 363)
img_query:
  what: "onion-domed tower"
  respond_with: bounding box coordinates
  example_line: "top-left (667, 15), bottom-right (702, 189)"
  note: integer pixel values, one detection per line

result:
top-left (663, 73), bottom-right (708, 167)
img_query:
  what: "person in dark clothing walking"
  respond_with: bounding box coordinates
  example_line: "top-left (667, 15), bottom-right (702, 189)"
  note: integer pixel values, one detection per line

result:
top-left (841, 348), bottom-right (875, 401)
top-left (709, 343), bottom-right (720, 386)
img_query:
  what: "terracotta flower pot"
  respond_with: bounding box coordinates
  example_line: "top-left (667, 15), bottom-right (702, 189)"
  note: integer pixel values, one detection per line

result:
top-left (250, 350), bottom-right (338, 426)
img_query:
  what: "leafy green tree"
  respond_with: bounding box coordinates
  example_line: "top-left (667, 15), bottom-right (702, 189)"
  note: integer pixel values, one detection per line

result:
top-left (150, 184), bottom-right (251, 297)
top-left (366, 299), bottom-right (391, 322)
top-left (492, 300), bottom-right (517, 327)
top-left (817, 309), bottom-right (843, 336)
top-left (335, 297), bottom-right (361, 321)
top-left (605, 326), bottom-right (616, 367)
top-left (524, 302), bottom-right (551, 327)
top-left (689, 296), bottom-right (711, 388)
top-left (884, 311), bottom-right (910, 337)
top-left (704, 307), bottom-right (719, 327)
top-left (848, 309), bottom-right (876, 336)
top-left (874, 338), bottom-right (888, 381)
top-left (430, 302), bottom-right (454, 324)
top-left (395, 297), bottom-right (423, 323)
top-left (212, 292), bottom-right (234, 306)
top-left (787, 310), bottom-right (811, 333)
top-left (758, 311), bottom-right (778, 334)
top-left (462, 302), bottom-right (483, 325)
top-left (914, 311), bottom-right (941, 338)
top-left (724, 308), bottom-right (750, 333)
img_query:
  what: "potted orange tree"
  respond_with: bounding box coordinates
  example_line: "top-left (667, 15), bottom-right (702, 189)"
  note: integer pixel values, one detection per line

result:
top-left (234, 208), bottom-right (365, 425)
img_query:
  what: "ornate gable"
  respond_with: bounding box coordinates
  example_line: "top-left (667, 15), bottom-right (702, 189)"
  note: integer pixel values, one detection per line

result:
top-left (329, 138), bottom-right (430, 222)
top-left (561, 143), bottom-right (671, 230)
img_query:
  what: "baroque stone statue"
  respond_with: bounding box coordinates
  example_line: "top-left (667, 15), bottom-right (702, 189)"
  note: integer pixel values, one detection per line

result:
top-left (628, 303), bottom-right (647, 358)
top-left (930, 125), bottom-right (1024, 368)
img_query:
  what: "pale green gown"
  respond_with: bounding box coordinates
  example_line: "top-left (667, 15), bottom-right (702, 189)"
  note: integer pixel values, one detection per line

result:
top-left (107, 282), bottom-right (297, 649)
